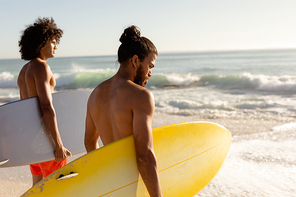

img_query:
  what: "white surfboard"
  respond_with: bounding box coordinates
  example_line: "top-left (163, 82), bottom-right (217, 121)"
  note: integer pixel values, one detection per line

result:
top-left (0, 90), bottom-right (102, 168)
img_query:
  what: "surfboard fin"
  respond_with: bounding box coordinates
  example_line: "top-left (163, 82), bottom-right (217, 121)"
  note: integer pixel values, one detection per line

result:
top-left (0, 159), bottom-right (9, 166)
top-left (56, 171), bottom-right (78, 181)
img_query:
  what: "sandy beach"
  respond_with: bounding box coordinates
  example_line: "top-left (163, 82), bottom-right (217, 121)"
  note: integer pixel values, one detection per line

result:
top-left (1, 112), bottom-right (295, 197)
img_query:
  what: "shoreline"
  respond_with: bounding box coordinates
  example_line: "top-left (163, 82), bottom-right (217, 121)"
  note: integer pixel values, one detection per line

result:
top-left (152, 112), bottom-right (295, 137)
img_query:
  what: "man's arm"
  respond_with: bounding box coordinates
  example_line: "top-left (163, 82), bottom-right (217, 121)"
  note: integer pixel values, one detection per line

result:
top-left (133, 90), bottom-right (162, 197)
top-left (34, 63), bottom-right (71, 162)
top-left (85, 99), bottom-right (100, 153)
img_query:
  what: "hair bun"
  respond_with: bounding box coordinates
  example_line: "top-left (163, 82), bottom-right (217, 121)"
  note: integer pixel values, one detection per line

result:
top-left (119, 25), bottom-right (141, 43)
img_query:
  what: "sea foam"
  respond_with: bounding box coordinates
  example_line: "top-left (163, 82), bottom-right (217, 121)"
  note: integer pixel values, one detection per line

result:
top-left (0, 71), bottom-right (17, 88)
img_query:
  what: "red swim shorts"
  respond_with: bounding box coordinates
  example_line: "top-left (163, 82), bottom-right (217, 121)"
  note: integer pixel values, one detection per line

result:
top-left (30, 158), bottom-right (68, 178)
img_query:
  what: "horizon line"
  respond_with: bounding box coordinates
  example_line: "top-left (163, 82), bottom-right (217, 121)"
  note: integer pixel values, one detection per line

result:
top-left (1, 47), bottom-right (296, 61)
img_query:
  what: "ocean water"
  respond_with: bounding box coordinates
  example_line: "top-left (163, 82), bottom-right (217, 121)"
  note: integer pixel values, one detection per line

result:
top-left (2, 49), bottom-right (296, 120)
top-left (1, 49), bottom-right (296, 196)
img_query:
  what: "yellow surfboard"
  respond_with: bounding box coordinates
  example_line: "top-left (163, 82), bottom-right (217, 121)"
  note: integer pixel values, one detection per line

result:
top-left (22, 121), bottom-right (231, 197)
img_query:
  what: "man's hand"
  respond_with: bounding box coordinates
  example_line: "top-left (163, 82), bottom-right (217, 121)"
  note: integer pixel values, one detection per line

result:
top-left (54, 146), bottom-right (72, 162)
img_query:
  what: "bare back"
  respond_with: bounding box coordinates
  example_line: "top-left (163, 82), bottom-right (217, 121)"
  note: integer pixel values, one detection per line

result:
top-left (86, 75), bottom-right (154, 146)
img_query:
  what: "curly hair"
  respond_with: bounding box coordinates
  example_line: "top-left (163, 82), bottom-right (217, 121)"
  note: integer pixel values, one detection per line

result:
top-left (19, 17), bottom-right (63, 60)
top-left (118, 25), bottom-right (157, 64)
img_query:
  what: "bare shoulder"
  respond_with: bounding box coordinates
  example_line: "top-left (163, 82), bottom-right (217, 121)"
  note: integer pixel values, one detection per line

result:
top-left (129, 82), bottom-right (154, 109)
top-left (27, 59), bottom-right (53, 80)
top-left (30, 59), bottom-right (49, 71)
top-left (132, 82), bottom-right (153, 99)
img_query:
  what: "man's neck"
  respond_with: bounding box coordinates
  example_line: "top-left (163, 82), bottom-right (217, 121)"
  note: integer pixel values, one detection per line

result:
top-left (117, 63), bottom-right (137, 81)
top-left (35, 57), bottom-right (48, 64)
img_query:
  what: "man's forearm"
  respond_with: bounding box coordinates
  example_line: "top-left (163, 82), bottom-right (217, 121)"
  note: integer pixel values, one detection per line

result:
top-left (85, 141), bottom-right (98, 153)
top-left (137, 151), bottom-right (163, 197)
top-left (41, 105), bottom-right (63, 148)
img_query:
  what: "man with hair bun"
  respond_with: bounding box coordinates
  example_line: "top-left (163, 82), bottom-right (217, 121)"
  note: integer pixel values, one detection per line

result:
top-left (85, 25), bottom-right (163, 196)
top-left (18, 17), bottom-right (71, 186)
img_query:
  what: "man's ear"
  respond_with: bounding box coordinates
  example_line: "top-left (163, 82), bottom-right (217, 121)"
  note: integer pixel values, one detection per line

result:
top-left (131, 55), bottom-right (139, 68)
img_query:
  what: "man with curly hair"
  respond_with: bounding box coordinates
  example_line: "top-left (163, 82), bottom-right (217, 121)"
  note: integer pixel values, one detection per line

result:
top-left (17, 17), bottom-right (71, 186)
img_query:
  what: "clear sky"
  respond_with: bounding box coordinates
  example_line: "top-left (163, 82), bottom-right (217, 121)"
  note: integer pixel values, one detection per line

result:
top-left (1, 0), bottom-right (296, 59)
